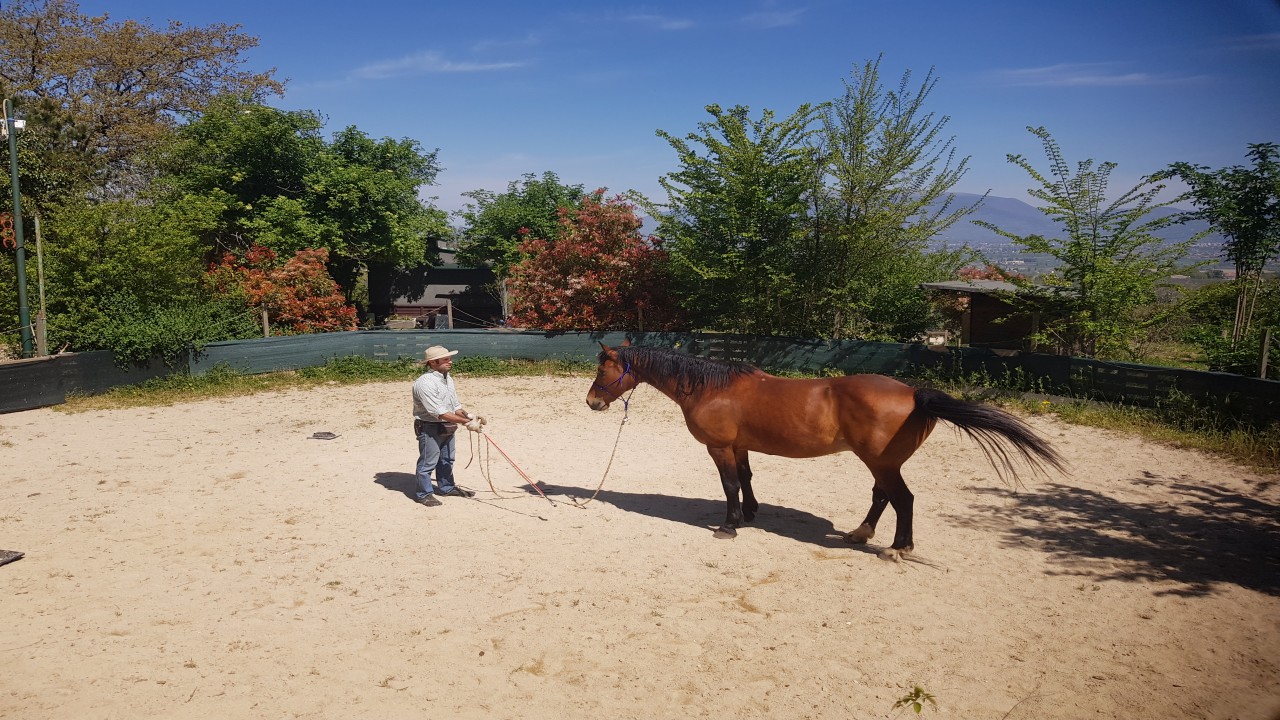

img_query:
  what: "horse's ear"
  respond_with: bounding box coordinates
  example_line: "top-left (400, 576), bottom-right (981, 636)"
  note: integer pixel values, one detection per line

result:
top-left (620, 339), bottom-right (631, 347)
top-left (598, 342), bottom-right (611, 352)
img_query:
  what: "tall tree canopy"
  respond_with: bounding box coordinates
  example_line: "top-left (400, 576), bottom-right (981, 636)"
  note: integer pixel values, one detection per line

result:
top-left (641, 59), bottom-right (976, 340)
top-left (456, 171), bottom-right (587, 278)
top-left (0, 0), bottom-right (283, 194)
top-left (149, 96), bottom-right (449, 302)
top-left (642, 103), bottom-right (818, 334)
top-left (1167, 142), bottom-right (1280, 344)
top-left (978, 126), bottom-right (1200, 358)
top-left (805, 57), bottom-right (979, 340)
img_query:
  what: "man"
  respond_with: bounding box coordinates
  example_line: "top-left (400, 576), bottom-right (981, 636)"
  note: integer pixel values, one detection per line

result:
top-left (411, 345), bottom-right (484, 506)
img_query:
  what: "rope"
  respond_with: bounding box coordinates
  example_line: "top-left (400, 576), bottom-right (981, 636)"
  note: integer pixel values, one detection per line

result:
top-left (0, 321), bottom-right (33, 336)
top-left (458, 382), bottom-right (641, 511)
top-left (564, 383), bottom-right (639, 509)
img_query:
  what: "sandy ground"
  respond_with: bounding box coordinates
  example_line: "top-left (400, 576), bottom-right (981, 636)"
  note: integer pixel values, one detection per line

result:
top-left (1, 374), bottom-right (1278, 719)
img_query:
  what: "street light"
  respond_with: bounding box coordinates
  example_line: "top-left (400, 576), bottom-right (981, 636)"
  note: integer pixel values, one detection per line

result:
top-left (2, 98), bottom-right (32, 358)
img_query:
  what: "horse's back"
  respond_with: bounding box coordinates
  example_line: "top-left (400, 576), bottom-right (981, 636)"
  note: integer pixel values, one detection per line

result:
top-left (685, 372), bottom-right (923, 460)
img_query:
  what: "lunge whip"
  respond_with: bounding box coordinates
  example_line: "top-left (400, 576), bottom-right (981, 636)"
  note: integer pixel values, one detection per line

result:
top-left (480, 431), bottom-right (556, 507)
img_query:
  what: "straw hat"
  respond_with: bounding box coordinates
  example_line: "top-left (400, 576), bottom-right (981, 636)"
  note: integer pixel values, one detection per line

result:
top-left (422, 345), bottom-right (459, 363)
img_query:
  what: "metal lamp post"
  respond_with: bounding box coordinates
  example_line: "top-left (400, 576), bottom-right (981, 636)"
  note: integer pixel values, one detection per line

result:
top-left (3, 98), bottom-right (32, 358)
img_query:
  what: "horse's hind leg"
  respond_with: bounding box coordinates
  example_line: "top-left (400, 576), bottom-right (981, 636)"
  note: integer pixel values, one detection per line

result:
top-left (844, 466), bottom-right (915, 561)
top-left (707, 446), bottom-right (744, 539)
top-left (873, 467), bottom-right (915, 562)
top-left (737, 449), bottom-right (758, 522)
top-left (843, 486), bottom-right (890, 544)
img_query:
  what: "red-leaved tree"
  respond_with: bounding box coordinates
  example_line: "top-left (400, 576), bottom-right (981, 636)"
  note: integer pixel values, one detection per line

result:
top-left (506, 192), bottom-right (684, 331)
top-left (207, 246), bottom-right (358, 333)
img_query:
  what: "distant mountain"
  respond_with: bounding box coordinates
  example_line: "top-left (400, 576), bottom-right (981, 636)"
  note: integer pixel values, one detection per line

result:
top-left (930, 192), bottom-right (1220, 247)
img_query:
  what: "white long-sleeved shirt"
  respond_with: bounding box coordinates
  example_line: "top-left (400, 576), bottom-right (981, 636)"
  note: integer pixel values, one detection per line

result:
top-left (412, 370), bottom-right (462, 422)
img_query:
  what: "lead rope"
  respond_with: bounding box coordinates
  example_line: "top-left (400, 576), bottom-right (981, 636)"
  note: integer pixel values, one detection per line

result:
top-left (566, 383), bottom-right (639, 509)
top-left (461, 379), bottom-right (640, 510)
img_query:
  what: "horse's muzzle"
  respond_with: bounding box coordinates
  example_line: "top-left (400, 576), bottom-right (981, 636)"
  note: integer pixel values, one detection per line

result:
top-left (586, 396), bottom-right (609, 411)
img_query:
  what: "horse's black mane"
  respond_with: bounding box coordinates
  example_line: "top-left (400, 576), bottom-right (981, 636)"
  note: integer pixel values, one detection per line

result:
top-left (608, 345), bottom-right (759, 398)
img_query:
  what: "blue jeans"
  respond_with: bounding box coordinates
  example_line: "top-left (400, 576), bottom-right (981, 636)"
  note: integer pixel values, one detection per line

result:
top-left (415, 421), bottom-right (457, 499)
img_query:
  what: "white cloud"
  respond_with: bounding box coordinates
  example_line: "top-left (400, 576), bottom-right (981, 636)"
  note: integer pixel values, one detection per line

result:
top-left (993, 63), bottom-right (1206, 87)
top-left (349, 51), bottom-right (524, 81)
top-left (624, 13), bottom-right (695, 31)
top-left (741, 8), bottom-right (806, 28)
top-left (471, 33), bottom-right (543, 53)
top-left (1228, 32), bottom-right (1280, 51)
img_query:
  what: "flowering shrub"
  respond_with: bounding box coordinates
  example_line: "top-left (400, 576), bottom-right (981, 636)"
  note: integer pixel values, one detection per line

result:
top-left (506, 192), bottom-right (683, 331)
top-left (206, 246), bottom-right (357, 333)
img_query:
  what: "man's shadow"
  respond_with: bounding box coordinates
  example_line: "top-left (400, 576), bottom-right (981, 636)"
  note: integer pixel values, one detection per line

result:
top-left (374, 471), bottom-right (419, 499)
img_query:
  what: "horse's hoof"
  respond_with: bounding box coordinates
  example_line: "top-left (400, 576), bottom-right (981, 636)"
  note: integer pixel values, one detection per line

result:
top-left (843, 523), bottom-right (874, 544)
top-left (878, 547), bottom-right (912, 562)
top-left (713, 527), bottom-right (737, 539)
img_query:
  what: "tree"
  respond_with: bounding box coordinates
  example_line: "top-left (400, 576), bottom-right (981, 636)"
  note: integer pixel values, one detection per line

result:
top-left (641, 103), bottom-right (818, 333)
top-left (806, 57), bottom-right (979, 340)
top-left (977, 127), bottom-right (1201, 358)
top-left (642, 59), bottom-right (978, 340)
top-left (1167, 143), bottom-right (1280, 344)
top-left (316, 125), bottom-right (450, 304)
top-left (1175, 279), bottom-right (1280, 376)
top-left (37, 195), bottom-right (258, 361)
top-left (206, 245), bottom-right (357, 334)
top-left (0, 0), bottom-right (282, 194)
top-left (506, 192), bottom-right (682, 331)
top-left (148, 96), bottom-right (330, 255)
top-left (149, 96), bottom-right (449, 311)
top-left (456, 171), bottom-right (587, 278)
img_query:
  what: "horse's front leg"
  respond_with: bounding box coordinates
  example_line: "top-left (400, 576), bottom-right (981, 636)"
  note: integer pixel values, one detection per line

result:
top-left (707, 446), bottom-right (744, 539)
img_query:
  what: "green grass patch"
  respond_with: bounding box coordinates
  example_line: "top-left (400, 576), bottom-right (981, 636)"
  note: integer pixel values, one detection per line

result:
top-left (58, 356), bottom-right (595, 412)
top-left (912, 369), bottom-right (1280, 472)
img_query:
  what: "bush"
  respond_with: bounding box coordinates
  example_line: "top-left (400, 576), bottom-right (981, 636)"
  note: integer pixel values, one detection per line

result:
top-left (73, 294), bottom-right (261, 366)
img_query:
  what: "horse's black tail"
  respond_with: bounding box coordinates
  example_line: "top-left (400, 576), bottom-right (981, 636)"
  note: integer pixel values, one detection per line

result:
top-left (914, 388), bottom-right (1067, 481)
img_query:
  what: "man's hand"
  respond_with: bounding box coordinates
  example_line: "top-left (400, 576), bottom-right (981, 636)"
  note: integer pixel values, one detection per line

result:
top-left (465, 416), bottom-right (486, 432)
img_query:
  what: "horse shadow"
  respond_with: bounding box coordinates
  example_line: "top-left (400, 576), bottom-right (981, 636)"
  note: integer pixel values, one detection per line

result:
top-left (552, 485), bottom-right (864, 551)
top-left (945, 472), bottom-right (1280, 597)
top-left (374, 471), bottom-right (419, 500)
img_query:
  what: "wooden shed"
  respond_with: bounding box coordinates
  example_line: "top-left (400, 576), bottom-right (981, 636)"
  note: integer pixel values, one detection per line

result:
top-left (920, 279), bottom-right (1058, 352)
top-left (387, 264), bottom-right (502, 329)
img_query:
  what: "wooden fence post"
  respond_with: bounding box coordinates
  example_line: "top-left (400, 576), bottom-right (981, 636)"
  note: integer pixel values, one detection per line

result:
top-left (1262, 328), bottom-right (1273, 379)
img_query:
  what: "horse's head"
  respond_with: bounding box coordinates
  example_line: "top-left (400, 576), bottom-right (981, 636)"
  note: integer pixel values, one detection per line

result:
top-left (586, 341), bottom-right (637, 411)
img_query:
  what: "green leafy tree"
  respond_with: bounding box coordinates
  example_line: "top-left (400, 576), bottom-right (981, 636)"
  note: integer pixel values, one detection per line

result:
top-left (641, 103), bottom-right (818, 333)
top-left (148, 96), bottom-right (331, 256)
top-left (807, 56), bottom-right (979, 340)
top-left (1167, 143), bottom-right (1280, 344)
top-left (1175, 279), bottom-right (1280, 376)
top-left (977, 126), bottom-right (1202, 358)
top-left (0, 0), bottom-right (282, 195)
top-left (312, 125), bottom-right (449, 303)
top-left (642, 59), bottom-right (976, 340)
top-left (456, 171), bottom-right (586, 277)
top-left (506, 192), bottom-right (682, 331)
top-left (37, 196), bottom-right (258, 361)
top-left (149, 96), bottom-right (449, 314)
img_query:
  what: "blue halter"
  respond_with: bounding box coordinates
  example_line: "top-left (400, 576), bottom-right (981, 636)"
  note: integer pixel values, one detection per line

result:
top-left (593, 362), bottom-right (635, 418)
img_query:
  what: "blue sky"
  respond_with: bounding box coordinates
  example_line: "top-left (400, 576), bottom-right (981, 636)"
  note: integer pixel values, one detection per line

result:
top-left (83, 1), bottom-right (1280, 217)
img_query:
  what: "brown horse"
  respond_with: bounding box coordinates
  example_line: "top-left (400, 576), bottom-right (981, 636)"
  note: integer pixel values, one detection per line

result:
top-left (585, 342), bottom-right (1066, 561)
